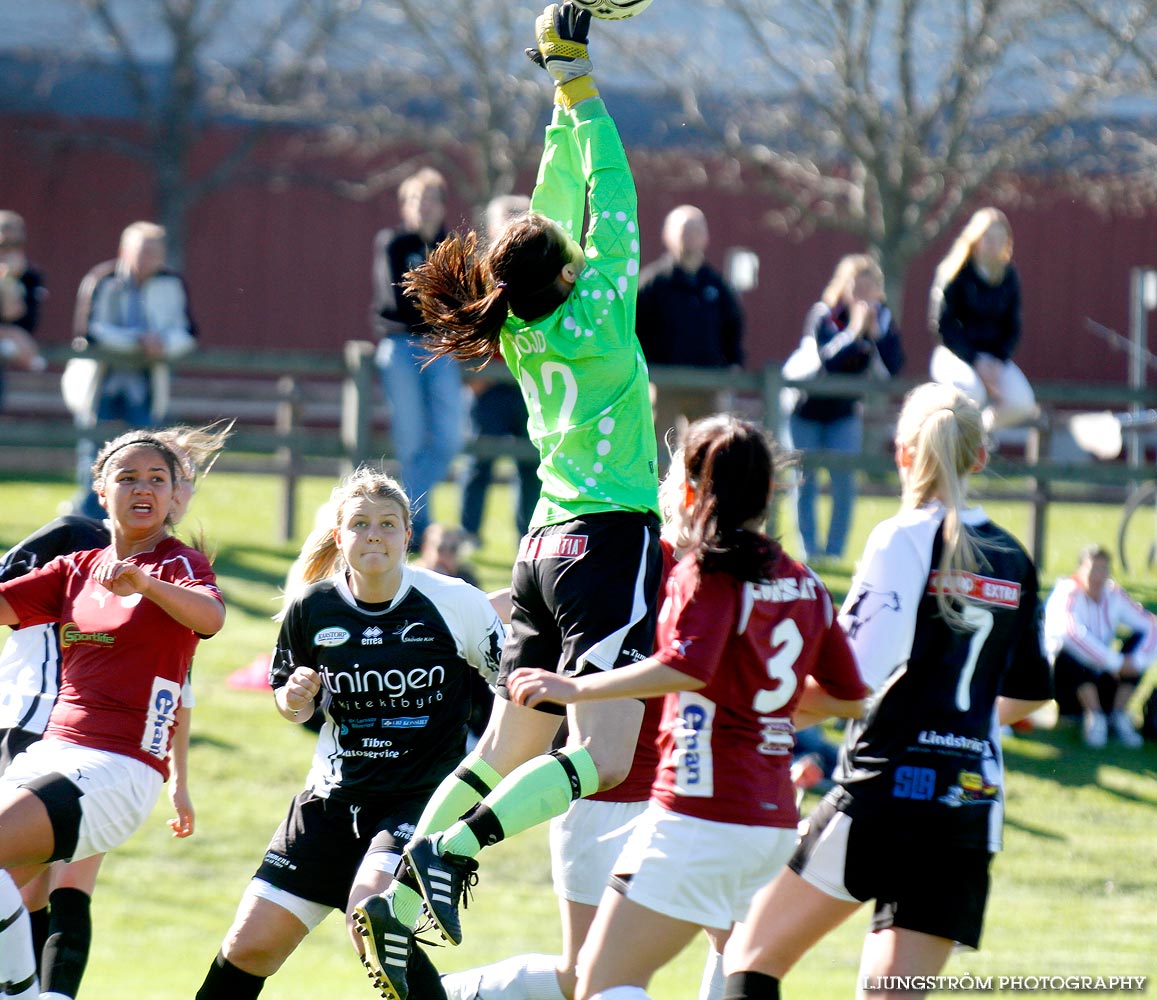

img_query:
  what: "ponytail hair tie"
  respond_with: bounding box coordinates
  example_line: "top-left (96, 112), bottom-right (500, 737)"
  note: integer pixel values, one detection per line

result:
top-left (495, 280), bottom-right (508, 291)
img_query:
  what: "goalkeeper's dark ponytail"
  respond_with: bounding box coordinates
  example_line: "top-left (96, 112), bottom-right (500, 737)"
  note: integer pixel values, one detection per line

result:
top-left (403, 213), bottom-right (572, 366)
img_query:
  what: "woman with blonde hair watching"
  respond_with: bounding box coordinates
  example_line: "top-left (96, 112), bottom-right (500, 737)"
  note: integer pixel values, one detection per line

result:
top-left (721, 383), bottom-right (1052, 1000)
top-left (784, 253), bottom-right (904, 565)
top-left (930, 207), bottom-right (1035, 433)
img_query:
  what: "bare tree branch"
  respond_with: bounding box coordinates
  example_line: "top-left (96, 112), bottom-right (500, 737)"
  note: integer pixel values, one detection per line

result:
top-left (641, 0), bottom-right (1157, 321)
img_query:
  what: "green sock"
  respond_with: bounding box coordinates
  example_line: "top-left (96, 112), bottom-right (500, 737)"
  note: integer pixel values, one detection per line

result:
top-left (439, 746), bottom-right (600, 858)
top-left (414, 754), bottom-right (502, 839)
top-left (388, 881), bottom-right (424, 932)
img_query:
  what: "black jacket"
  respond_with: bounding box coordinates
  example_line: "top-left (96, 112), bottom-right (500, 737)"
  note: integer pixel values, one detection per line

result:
top-left (795, 301), bottom-right (905, 423)
top-left (635, 256), bottom-right (744, 368)
top-left (937, 259), bottom-right (1021, 364)
top-left (371, 227), bottom-right (447, 337)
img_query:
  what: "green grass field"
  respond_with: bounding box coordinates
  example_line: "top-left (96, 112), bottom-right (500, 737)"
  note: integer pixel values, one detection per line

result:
top-left (2, 469), bottom-right (1156, 997)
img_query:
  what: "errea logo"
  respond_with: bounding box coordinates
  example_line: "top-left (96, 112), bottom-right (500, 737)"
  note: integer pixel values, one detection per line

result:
top-left (362, 626), bottom-right (384, 646)
top-left (314, 627), bottom-right (350, 648)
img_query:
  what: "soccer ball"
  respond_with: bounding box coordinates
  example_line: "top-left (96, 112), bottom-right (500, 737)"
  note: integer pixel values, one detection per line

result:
top-left (572, 0), bottom-right (654, 20)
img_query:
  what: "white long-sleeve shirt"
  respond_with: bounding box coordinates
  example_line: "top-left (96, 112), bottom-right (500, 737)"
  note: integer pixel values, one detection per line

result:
top-left (1043, 576), bottom-right (1157, 674)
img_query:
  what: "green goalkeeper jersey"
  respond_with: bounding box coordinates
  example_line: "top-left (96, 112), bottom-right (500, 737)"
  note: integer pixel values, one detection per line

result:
top-left (500, 98), bottom-right (660, 527)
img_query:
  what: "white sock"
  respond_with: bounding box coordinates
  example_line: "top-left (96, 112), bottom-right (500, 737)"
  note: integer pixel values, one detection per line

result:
top-left (698, 948), bottom-right (725, 1000)
top-left (0, 871), bottom-right (38, 998)
top-left (443, 954), bottom-right (565, 1000)
top-left (588, 987), bottom-right (651, 1000)
top-left (41, 994), bottom-right (73, 1000)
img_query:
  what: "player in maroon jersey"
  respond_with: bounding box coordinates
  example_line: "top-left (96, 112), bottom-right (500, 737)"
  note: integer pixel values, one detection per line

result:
top-left (722, 384), bottom-right (1052, 1000)
top-left (0, 422), bottom-right (228, 1000)
top-left (507, 414), bottom-right (869, 1000)
top-left (0, 427), bottom-right (226, 998)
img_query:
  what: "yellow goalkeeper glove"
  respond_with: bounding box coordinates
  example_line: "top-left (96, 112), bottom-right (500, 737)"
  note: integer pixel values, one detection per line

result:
top-left (525, 2), bottom-right (599, 109)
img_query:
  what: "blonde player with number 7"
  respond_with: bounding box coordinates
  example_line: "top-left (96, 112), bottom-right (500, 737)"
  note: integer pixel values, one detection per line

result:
top-left (722, 384), bottom-right (1053, 1000)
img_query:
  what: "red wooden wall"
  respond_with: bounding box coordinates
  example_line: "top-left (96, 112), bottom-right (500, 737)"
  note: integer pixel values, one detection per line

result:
top-left (5, 114), bottom-right (1156, 385)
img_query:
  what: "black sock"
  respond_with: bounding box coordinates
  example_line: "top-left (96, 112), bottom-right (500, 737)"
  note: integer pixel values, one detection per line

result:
top-left (41, 888), bottom-right (92, 998)
top-left (195, 951), bottom-right (266, 1000)
top-left (407, 943), bottom-right (448, 1000)
top-left (27, 907), bottom-right (49, 969)
top-left (722, 970), bottom-right (781, 1000)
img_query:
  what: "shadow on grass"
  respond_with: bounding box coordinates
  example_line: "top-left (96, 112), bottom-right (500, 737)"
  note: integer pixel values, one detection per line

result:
top-left (189, 732), bottom-right (236, 751)
top-left (209, 543), bottom-right (295, 618)
top-left (1002, 812), bottom-right (1066, 841)
top-left (1003, 725), bottom-right (1157, 806)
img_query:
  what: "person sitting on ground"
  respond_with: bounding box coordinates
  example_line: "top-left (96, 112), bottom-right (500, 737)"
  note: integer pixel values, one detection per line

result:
top-left (1043, 544), bottom-right (1157, 749)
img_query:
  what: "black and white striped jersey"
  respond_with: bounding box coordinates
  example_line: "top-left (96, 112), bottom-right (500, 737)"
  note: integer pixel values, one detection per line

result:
top-left (832, 503), bottom-right (1051, 851)
top-left (0, 516), bottom-right (110, 735)
top-left (271, 565), bottom-right (505, 804)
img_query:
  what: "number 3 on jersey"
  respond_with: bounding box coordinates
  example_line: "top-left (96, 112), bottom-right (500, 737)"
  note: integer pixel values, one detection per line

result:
top-left (753, 618), bottom-right (802, 713)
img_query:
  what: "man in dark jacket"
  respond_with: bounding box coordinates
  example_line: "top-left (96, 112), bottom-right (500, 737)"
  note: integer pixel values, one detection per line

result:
top-left (636, 205), bottom-right (744, 454)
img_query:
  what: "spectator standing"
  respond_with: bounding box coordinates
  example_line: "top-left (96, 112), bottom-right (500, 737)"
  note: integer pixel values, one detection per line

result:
top-left (1043, 545), bottom-right (1157, 748)
top-left (65, 221), bottom-right (198, 518)
top-left (636, 205), bottom-right (744, 451)
top-left (784, 254), bottom-right (904, 564)
top-left (0, 211), bottom-right (48, 407)
top-left (460, 194), bottom-right (540, 546)
top-left (373, 167), bottom-right (465, 544)
top-left (930, 207), bottom-right (1036, 433)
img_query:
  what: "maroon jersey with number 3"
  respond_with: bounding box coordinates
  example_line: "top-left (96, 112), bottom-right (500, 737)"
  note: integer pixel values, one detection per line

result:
top-left (649, 548), bottom-right (867, 828)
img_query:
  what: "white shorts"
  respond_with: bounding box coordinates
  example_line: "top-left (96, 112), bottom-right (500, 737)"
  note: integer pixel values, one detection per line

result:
top-left (612, 805), bottom-right (797, 930)
top-left (0, 740), bottom-right (163, 861)
top-left (246, 878), bottom-right (333, 933)
top-left (550, 797), bottom-right (649, 906)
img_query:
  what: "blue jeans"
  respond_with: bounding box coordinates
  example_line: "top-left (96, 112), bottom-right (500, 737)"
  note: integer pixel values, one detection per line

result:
top-left (75, 371), bottom-right (156, 519)
top-left (460, 383), bottom-right (539, 542)
top-left (787, 412), bottom-right (862, 561)
top-left (377, 337), bottom-right (464, 542)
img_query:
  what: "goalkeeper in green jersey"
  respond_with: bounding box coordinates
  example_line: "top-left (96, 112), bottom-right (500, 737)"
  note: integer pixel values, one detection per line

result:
top-left (354, 5), bottom-right (664, 998)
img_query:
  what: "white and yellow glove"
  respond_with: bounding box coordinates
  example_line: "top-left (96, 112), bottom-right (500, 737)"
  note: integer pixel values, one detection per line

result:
top-left (526, 2), bottom-right (598, 109)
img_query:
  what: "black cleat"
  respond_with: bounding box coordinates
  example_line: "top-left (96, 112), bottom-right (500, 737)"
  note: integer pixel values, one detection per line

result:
top-left (402, 835), bottom-right (479, 946)
top-left (354, 893), bottom-right (413, 1000)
